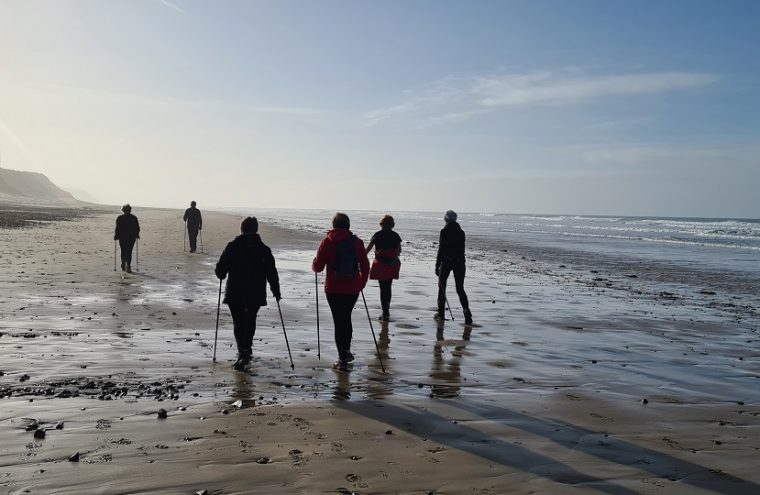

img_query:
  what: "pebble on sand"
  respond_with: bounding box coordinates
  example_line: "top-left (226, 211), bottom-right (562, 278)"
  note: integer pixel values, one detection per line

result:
top-left (157, 408), bottom-right (168, 419)
top-left (68, 452), bottom-right (80, 462)
top-left (33, 429), bottom-right (46, 439)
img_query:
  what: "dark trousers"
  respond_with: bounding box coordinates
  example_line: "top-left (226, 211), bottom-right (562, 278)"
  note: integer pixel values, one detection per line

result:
top-left (378, 280), bottom-right (392, 316)
top-left (437, 262), bottom-right (469, 312)
top-left (118, 238), bottom-right (136, 265)
top-left (187, 226), bottom-right (199, 251)
top-left (326, 292), bottom-right (359, 361)
top-left (227, 301), bottom-right (260, 357)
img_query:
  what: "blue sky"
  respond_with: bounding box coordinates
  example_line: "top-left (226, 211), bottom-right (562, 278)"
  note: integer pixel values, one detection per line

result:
top-left (0, 0), bottom-right (758, 217)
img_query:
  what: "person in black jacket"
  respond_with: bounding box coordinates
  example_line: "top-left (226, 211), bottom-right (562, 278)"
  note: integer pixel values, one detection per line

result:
top-left (215, 216), bottom-right (281, 370)
top-left (114, 204), bottom-right (140, 273)
top-left (183, 201), bottom-right (203, 253)
top-left (435, 210), bottom-right (472, 325)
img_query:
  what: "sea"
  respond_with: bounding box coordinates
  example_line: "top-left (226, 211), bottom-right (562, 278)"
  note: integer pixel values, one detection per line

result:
top-left (226, 208), bottom-right (760, 294)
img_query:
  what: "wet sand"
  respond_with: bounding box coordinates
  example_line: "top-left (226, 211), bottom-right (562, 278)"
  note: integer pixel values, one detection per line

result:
top-left (1, 207), bottom-right (759, 494)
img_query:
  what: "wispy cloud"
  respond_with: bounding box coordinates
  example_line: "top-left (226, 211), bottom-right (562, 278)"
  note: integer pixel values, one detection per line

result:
top-left (364, 70), bottom-right (720, 127)
top-left (474, 72), bottom-right (719, 107)
top-left (158, 0), bottom-right (188, 15)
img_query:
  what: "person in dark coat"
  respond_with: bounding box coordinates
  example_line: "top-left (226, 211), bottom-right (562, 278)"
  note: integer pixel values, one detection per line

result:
top-left (365, 214), bottom-right (401, 322)
top-left (114, 204), bottom-right (140, 273)
top-left (215, 216), bottom-right (281, 370)
top-left (435, 210), bottom-right (472, 325)
top-left (183, 201), bottom-right (203, 253)
top-left (312, 212), bottom-right (370, 371)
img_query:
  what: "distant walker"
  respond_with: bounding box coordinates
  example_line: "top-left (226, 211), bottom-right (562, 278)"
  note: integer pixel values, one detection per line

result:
top-left (435, 210), bottom-right (472, 325)
top-left (114, 204), bottom-right (140, 273)
top-left (183, 201), bottom-right (203, 253)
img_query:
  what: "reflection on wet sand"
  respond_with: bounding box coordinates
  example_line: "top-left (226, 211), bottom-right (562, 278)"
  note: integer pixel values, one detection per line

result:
top-left (429, 320), bottom-right (472, 398)
top-left (334, 321), bottom-right (396, 400)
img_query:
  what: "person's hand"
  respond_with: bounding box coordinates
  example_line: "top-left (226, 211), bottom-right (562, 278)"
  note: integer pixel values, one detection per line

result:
top-left (198, 226), bottom-right (202, 231)
top-left (114, 236), bottom-right (118, 241)
top-left (435, 267), bottom-right (440, 277)
top-left (274, 293), bottom-right (282, 301)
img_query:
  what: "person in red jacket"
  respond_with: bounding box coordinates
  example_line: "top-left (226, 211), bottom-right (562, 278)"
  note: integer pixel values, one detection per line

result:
top-left (312, 212), bottom-right (370, 371)
top-left (365, 214), bottom-right (401, 322)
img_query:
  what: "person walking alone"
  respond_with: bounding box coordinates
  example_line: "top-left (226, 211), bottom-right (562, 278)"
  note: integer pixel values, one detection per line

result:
top-left (183, 201), bottom-right (203, 253)
top-left (312, 213), bottom-right (369, 371)
top-left (435, 210), bottom-right (473, 325)
top-left (365, 215), bottom-right (402, 322)
top-left (215, 217), bottom-right (281, 371)
top-left (114, 204), bottom-right (140, 273)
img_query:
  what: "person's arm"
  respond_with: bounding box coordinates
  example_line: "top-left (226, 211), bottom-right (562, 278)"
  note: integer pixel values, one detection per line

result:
top-left (114, 218), bottom-right (119, 240)
top-left (266, 249), bottom-right (281, 300)
top-left (183, 210), bottom-right (188, 222)
top-left (365, 232), bottom-right (377, 254)
top-left (215, 245), bottom-right (230, 280)
top-left (312, 239), bottom-right (328, 273)
top-left (435, 230), bottom-right (443, 275)
top-left (135, 218), bottom-right (140, 239)
top-left (357, 238), bottom-right (370, 289)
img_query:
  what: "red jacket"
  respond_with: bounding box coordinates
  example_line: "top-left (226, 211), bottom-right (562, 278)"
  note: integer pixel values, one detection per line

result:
top-left (312, 228), bottom-right (369, 294)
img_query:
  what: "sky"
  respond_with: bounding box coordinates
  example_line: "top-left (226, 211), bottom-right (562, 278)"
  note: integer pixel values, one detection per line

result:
top-left (0, 0), bottom-right (759, 218)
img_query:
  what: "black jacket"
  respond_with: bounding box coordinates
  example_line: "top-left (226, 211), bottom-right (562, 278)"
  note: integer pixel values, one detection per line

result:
top-left (215, 234), bottom-right (280, 306)
top-left (183, 207), bottom-right (202, 229)
top-left (114, 213), bottom-right (140, 241)
top-left (436, 222), bottom-right (465, 269)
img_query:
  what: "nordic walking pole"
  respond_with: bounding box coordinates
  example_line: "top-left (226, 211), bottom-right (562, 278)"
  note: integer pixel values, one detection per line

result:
top-left (361, 290), bottom-right (385, 373)
top-left (213, 278), bottom-right (222, 362)
top-left (113, 240), bottom-right (117, 271)
top-left (200, 229), bottom-right (204, 253)
top-left (135, 239), bottom-right (139, 272)
top-left (315, 272), bottom-right (321, 360)
top-left (183, 220), bottom-right (187, 252)
top-left (276, 299), bottom-right (295, 370)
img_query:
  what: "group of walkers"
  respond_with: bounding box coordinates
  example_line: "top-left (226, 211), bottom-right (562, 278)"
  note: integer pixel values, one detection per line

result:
top-left (114, 203), bottom-right (473, 372)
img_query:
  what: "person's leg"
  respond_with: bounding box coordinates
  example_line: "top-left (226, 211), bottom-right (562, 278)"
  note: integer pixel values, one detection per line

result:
top-left (188, 227), bottom-right (198, 252)
top-left (453, 262), bottom-right (472, 324)
top-left (228, 302), bottom-right (257, 359)
top-left (379, 280), bottom-right (392, 320)
top-left (123, 239), bottom-right (136, 271)
top-left (326, 293), bottom-right (358, 364)
top-left (118, 240), bottom-right (128, 270)
top-left (436, 264), bottom-right (452, 318)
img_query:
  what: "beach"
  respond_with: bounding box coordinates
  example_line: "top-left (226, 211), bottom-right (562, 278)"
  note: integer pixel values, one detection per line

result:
top-left (1, 206), bottom-right (759, 495)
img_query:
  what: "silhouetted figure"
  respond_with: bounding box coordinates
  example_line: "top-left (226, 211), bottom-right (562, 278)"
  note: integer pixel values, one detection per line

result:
top-left (215, 217), bottom-right (281, 371)
top-left (183, 201), bottom-right (203, 253)
top-left (435, 210), bottom-right (472, 325)
top-left (365, 214), bottom-right (402, 321)
top-left (312, 213), bottom-right (369, 371)
top-left (114, 204), bottom-right (140, 273)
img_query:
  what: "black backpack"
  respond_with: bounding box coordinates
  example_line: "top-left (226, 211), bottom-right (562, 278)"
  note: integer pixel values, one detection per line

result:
top-left (333, 235), bottom-right (358, 279)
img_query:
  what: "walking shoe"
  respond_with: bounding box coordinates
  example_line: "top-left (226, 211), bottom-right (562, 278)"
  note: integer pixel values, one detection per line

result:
top-left (464, 308), bottom-right (473, 325)
top-left (378, 313), bottom-right (390, 322)
top-left (233, 355), bottom-right (251, 371)
top-left (332, 360), bottom-right (349, 372)
top-left (126, 264), bottom-right (132, 273)
top-left (433, 310), bottom-right (446, 320)
top-left (344, 350), bottom-right (355, 363)
top-left (121, 262), bottom-right (126, 271)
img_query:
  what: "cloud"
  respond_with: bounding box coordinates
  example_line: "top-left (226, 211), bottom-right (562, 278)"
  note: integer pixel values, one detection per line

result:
top-left (364, 70), bottom-right (720, 127)
top-left (474, 72), bottom-right (719, 107)
top-left (158, 0), bottom-right (188, 15)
